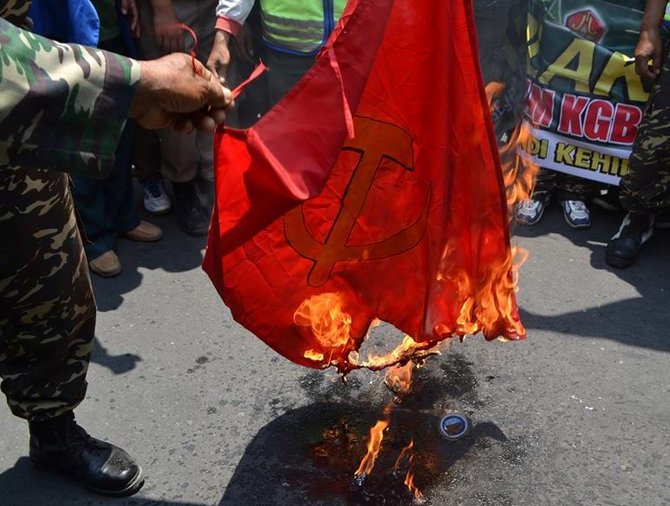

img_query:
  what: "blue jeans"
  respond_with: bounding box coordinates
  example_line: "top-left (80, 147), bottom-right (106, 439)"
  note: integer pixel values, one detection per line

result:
top-left (71, 36), bottom-right (139, 261)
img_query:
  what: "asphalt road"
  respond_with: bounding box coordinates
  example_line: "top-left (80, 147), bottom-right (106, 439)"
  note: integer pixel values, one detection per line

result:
top-left (1, 201), bottom-right (669, 506)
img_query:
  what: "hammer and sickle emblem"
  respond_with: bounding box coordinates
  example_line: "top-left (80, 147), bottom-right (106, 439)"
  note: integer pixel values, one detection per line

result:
top-left (285, 116), bottom-right (430, 287)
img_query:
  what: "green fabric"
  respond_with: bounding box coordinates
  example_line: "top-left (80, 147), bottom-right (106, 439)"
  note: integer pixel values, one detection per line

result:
top-left (90, 0), bottom-right (119, 41)
top-left (261, 0), bottom-right (346, 53)
top-left (0, 17), bottom-right (140, 177)
top-left (0, 0), bottom-right (136, 423)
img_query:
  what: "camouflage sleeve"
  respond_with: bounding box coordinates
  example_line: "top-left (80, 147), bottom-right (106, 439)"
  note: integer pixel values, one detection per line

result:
top-left (0, 18), bottom-right (141, 178)
top-left (0, 0), bottom-right (31, 28)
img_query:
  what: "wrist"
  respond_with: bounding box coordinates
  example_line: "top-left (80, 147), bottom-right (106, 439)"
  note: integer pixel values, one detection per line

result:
top-left (131, 61), bottom-right (159, 118)
top-left (640, 25), bottom-right (661, 34)
top-left (152, 2), bottom-right (177, 22)
top-left (215, 29), bottom-right (232, 43)
top-left (215, 16), bottom-right (242, 37)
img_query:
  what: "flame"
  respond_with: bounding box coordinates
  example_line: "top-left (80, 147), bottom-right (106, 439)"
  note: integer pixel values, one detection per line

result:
top-left (354, 418), bottom-right (390, 480)
top-left (485, 81), bottom-right (506, 103)
top-left (355, 410), bottom-right (426, 502)
top-left (354, 377), bottom-right (426, 501)
top-left (294, 292), bottom-right (352, 353)
top-left (437, 243), bottom-right (527, 340)
top-left (303, 349), bottom-right (325, 362)
top-left (485, 81), bottom-right (541, 216)
top-left (394, 440), bottom-right (424, 503)
top-left (434, 82), bottom-right (536, 341)
top-left (384, 361), bottom-right (414, 396)
top-left (404, 465), bottom-right (424, 503)
top-left (349, 335), bottom-right (442, 371)
top-left (499, 123), bottom-right (541, 215)
top-left (293, 294), bottom-right (441, 371)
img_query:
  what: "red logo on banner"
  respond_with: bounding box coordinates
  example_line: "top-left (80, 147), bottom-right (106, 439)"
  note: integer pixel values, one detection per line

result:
top-left (565, 10), bottom-right (606, 43)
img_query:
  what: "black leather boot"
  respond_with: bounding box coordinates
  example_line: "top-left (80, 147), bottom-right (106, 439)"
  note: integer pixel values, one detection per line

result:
top-left (606, 212), bottom-right (654, 269)
top-left (29, 412), bottom-right (144, 496)
top-left (173, 181), bottom-right (210, 236)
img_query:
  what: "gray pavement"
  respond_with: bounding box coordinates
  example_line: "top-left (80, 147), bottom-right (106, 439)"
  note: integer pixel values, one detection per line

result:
top-left (1, 202), bottom-right (669, 506)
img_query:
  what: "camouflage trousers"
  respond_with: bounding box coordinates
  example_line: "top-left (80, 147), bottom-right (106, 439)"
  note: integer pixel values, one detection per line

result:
top-left (620, 44), bottom-right (670, 214)
top-left (533, 168), bottom-right (600, 200)
top-left (0, 166), bottom-right (94, 422)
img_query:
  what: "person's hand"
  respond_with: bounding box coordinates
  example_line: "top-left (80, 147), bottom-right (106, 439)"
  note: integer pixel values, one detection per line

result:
top-left (635, 27), bottom-right (663, 81)
top-left (121, 0), bottom-right (140, 38)
top-left (206, 30), bottom-right (232, 82)
top-left (153, 4), bottom-right (184, 53)
top-left (131, 53), bottom-right (233, 133)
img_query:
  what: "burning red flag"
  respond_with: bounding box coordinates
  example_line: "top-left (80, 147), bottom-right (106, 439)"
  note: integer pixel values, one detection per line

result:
top-left (203, 0), bottom-right (525, 374)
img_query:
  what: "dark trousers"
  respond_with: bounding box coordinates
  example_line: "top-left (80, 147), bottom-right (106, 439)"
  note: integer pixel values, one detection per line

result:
top-left (533, 168), bottom-right (600, 201)
top-left (264, 48), bottom-right (316, 107)
top-left (235, 47), bottom-right (316, 127)
top-left (71, 36), bottom-right (139, 260)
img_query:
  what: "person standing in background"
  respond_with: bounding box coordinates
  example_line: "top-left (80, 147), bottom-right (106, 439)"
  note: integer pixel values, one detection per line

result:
top-left (137, 0), bottom-right (219, 236)
top-left (515, 170), bottom-right (597, 230)
top-left (606, 0), bottom-right (670, 268)
top-left (135, 125), bottom-right (173, 216)
top-left (207, 0), bottom-right (346, 116)
top-left (72, 0), bottom-right (163, 277)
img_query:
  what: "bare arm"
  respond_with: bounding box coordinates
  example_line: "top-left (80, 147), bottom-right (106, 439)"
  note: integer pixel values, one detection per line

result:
top-left (148, 0), bottom-right (184, 53)
top-left (207, 0), bottom-right (256, 80)
top-left (0, 19), bottom-right (230, 177)
top-left (635, 0), bottom-right (668, 80)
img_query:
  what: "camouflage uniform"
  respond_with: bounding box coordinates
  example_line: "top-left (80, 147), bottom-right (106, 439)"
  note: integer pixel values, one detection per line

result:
top-left (0, 1), bottom-right (139, 421)
top-left (620, 43), bottom-right (670, 214)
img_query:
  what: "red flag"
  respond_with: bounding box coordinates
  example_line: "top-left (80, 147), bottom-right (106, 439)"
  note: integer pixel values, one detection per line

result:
top-left (204, 0), bottom-right (525, 373)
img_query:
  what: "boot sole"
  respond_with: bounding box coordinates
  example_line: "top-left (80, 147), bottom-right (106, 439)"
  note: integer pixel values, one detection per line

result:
top-left (31, 457), bottom-right (144, 497)
top-left (144, 207), bottom-right (172, 216)
top-left (89, 265), bottom-right (122, 278)
top-left (605, 252), bottom-right (635, 269)
top-left (563, 208), bottom-right (591, 230)
top-left (88, 466), bottom-right (144, 497)
top-left (564, 218), bottom-right (591, 230)
top-left (122, 233), bottom-right (164, 243)
top-left (180, 225), bottom-right (210, 237)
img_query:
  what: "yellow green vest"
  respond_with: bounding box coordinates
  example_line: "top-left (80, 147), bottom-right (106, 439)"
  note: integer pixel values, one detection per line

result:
top-left (261, 0), bottom-right (347, 55)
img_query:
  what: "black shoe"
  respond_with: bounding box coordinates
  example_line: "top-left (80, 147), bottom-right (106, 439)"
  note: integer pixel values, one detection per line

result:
top-left (29, 412), bottom-right (144, 497)
top-left (173, 181), bottom-right (210, 236)
top-left (592, 187), bottom-right (621, 212)
top-left (606, 212), bottom-right (654, 269)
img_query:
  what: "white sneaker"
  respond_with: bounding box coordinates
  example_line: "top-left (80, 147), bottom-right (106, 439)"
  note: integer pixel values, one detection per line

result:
top-left (515, 198), bottom-right (547, 226)
top-left (143, 178), bottom-right (171, 215)
top-left (562, 200), bottom-right (591, 229)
